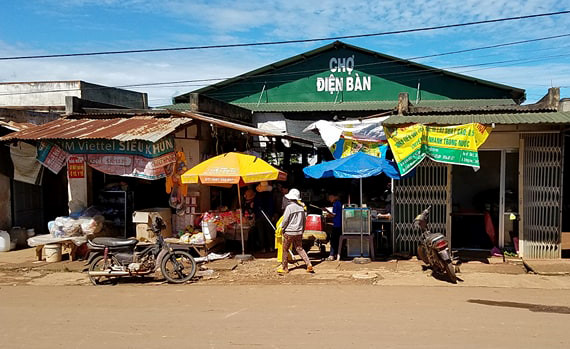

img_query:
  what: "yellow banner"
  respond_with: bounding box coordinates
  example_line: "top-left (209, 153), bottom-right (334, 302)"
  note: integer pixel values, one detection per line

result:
top-left (385, 123), bottom-right (491, 175)
top-left (330, 139), bottom-right (386, 158)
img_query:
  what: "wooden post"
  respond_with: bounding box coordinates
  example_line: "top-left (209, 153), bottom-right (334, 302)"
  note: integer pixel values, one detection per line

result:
top-left (397, 92), bottom-right (409, 115)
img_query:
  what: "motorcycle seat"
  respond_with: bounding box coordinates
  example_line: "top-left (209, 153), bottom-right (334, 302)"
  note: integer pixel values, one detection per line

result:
top-left (426, 233), bottom-right (444, 241)
top-left (91, 237), bottom-right (139, 248)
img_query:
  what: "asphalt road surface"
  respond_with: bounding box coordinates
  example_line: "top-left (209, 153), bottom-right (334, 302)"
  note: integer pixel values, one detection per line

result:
top-left (1, 285), bottom-right (569, 348)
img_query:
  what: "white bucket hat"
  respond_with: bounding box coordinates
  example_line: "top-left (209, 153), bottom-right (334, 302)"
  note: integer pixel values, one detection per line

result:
top-left (284, 188), bottom-right (301, 201)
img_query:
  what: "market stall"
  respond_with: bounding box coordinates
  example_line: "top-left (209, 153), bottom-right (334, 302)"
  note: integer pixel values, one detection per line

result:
top-left (0, 111), bottom-right (306, 263)
top-left (303, 152), bottom-right (403, 262)
top-left (181, 152), bottom-right (287, 260)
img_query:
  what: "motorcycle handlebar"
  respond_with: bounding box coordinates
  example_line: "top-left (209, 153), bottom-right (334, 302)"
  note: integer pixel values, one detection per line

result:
top-left (418, 206), bottom-right (431, 220)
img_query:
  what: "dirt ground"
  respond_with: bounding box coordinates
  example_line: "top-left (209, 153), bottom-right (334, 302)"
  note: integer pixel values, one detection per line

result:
top-left (1, 247), bottom-right (570, 289)
top-left (1, 285), bottom-right (570, 348)
top-left (2, 248), bottom-right (570, 347)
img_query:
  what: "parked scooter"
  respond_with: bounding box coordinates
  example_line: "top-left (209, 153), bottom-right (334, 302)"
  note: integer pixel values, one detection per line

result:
top-left (415, 206), bottom-right (457, 283)
top-left (86, 213), bottom-right (196, 285)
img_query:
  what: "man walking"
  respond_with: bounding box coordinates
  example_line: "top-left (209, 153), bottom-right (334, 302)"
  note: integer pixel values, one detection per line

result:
top-left (277, 188), bottom-right (314, 274)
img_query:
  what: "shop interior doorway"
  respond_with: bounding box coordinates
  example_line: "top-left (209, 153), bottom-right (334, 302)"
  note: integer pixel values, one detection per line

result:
top-left (91, 171), bottom-right (170, 237)
top-left (11, 168), bottom-right (69, 235)
top-left (451, 150), bottom-right (519, 252)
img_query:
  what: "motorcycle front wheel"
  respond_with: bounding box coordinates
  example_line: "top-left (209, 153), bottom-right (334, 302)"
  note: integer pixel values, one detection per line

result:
top-left (161, 250), bottom-right (197, 284)
top-left (88, 255), bottom-right (121, 286)
top-left (417, 245), bottom-right (429, 264)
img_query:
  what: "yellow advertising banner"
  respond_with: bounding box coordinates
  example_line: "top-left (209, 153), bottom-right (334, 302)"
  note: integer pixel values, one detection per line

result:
top-left (384, 123), bottom-right (492, 175)
top-left (330, 139), bottom-right (385, 158)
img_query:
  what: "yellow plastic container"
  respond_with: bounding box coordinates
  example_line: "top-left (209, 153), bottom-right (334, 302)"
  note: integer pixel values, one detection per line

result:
top-left (274, 216), bottom-right (292, 263)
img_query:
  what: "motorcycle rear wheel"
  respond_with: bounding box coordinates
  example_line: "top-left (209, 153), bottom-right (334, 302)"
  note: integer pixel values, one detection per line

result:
top-left (440, 257), bottom-right (457, 284)
top-left (88, 255), bottom-right (121, 286)
top-left (161, 250), bottom-right (197, 284)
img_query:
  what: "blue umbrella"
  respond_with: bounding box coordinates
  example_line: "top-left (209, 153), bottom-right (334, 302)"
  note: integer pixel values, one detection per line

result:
top-left (303, 152), bottom-right (402, 180)
top-left (303, 152), bottom-right (403, 261)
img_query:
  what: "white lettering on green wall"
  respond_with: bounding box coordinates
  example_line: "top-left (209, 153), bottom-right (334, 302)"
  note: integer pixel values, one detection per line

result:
top-left (317, 55), bottom-right (371, 94)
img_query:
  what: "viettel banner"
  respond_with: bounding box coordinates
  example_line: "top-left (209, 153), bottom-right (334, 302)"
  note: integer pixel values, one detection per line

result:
top-left (36, 137), bottom-right (177, 180)
top-left (385, 123), bottom-right (492, 175)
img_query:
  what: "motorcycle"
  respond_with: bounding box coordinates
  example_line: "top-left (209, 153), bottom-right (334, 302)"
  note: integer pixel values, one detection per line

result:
top-left (415, 206), bottom-right (457, 283)
top-left (86, 213), bottom-right (197, 285)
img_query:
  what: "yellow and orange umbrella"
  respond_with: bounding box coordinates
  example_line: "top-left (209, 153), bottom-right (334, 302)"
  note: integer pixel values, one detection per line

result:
top-left (181, 152), bottom-right (287, 259)
top-left (181, 152), bottom-right (286, 185)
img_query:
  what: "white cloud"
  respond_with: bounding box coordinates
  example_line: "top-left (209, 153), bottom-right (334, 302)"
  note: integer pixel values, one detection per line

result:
top-left (450, 63), bottom-right (570, 102)
top-left (3, 1), bottom-right (570, 105)
top-left (36, 0), bottom-right (570, 40)
top-left (0, 40), bottom-right (282, 106)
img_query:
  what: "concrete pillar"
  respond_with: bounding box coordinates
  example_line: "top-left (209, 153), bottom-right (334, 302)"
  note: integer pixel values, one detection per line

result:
top-left (0, 173), bottom-right (11, 230)
top-left (175, 137), bottom-right (210, 214)
top-left (67, 173), bottom-right (89, 213)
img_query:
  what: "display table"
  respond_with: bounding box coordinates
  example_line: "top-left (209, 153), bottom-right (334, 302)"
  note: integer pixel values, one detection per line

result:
top-left (165, 237), bottom-right (225, 257)
top-left (303, 231), bottom-right (327, 241)
top-left (223, 225), bottom-right (251, 241)
top-left (27, 234), bottom-right (87, 261)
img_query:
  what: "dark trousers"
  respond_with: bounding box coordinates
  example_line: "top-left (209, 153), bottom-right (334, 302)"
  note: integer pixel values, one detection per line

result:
top-left (329, 226), bottom-right (342, 257)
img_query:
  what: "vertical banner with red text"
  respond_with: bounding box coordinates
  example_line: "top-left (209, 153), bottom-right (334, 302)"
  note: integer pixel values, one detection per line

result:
top-left (67, 155), bottom-right (85, 179)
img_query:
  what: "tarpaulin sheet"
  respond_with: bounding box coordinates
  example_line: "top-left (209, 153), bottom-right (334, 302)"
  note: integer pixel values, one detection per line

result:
top-left (87, 152), bottom-right (176, 180)
top-left (304, 117), bottom-right (389, 147)
top-left (11, 142), bottom-right (42, 185)
top-left (303, 152), bottom-right (402, 180)
top-left (304, 116), bottom-right (389, 159)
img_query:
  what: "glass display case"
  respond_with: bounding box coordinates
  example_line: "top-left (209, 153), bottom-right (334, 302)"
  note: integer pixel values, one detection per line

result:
top-left (341, 206), bottom-right (371, 235)
top-left (96, 190), bottom-right (134, 238)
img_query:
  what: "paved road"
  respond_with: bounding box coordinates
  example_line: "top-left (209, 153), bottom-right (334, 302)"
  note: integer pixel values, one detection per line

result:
top-left (1, 285), bottom-right (569, 348)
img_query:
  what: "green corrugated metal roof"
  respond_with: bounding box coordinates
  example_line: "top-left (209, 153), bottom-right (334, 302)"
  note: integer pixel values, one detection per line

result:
top-left (178, 41), bottom-right (525, 103)
top-left (412, 99), bottom-right (516, 107)
top-left (383, 111), bottom-right (570, 125)
top-left (155, 103), bottom-right (191, 111)
top-left (234, 101), bottom-right (398, 112)
top-left (159, 99), bottom-right (518, 113)
top-left (235, 99), bottom-right (517, 112)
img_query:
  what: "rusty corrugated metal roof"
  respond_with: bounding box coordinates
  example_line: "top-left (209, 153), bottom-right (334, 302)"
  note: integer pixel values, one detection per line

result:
top-left (171, 110), bottom-right (313, 145)
top-left (0, 120), bottom-right (35, 131)
top-left (0, 111), bottom-right (314, 146)
top-left (0, 116), bottom-right (193, 143)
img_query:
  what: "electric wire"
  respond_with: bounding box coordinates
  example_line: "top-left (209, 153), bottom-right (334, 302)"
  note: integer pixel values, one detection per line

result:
top-left (1, 35), bottom-right (569, 98)
top-left (0, 10), bottom-right (569, 61)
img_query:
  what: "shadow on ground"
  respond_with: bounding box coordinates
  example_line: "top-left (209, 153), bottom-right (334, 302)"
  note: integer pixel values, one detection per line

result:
top-left (468, 299), bottom-right (570, 314)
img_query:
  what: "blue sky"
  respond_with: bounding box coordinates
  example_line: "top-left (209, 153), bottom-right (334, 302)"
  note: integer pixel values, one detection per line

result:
top-left (0, 0), bottom-right (569, 106)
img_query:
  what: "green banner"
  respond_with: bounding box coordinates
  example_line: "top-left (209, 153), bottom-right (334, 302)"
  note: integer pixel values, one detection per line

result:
top-left (54, 136), bottom-right (174, 159)
top-left (385, 123), bottom-right (492, 175)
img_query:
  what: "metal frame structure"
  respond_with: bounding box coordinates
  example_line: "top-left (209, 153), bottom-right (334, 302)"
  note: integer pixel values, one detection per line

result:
top-left (521, 132), bottom-right (563, 259)
top-left (391, 128), bottom-right (566, 259)
top-left (392, 159), bottom-right (451, 255)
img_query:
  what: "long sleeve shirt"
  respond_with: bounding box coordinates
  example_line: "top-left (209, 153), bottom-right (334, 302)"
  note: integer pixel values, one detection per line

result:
top-left (281, 201), bottom-right (306, 236)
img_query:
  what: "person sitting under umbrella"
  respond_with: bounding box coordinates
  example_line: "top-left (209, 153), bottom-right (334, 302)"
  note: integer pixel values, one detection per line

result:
top-left (253, 181), bottom-right (275, 253)
top-left (277, 189), bottom-right (314, 274)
